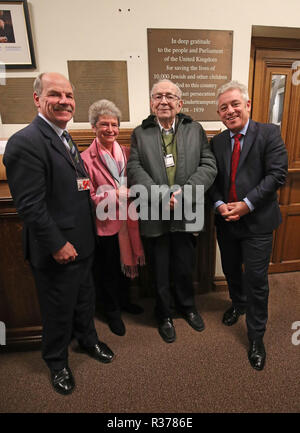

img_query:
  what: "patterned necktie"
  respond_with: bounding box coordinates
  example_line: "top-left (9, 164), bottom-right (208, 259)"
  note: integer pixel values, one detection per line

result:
top-left (62, 131), bottom-right (79, 163)
top-left (228, 133), bottom-right (242, 202)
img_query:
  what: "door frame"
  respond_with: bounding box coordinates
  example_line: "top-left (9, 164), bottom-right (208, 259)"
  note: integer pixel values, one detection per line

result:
top-left (249, 37), bottom-right (300, 100)
top-left (249, 36), bottom-right (300, 273)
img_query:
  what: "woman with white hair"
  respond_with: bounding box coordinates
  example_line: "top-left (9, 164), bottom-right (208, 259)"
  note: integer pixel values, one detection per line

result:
top-left (81, 100), bottom-right (144, 336)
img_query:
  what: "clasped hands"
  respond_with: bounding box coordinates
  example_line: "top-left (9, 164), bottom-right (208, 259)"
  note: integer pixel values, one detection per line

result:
top-left (167, 189), bottom-right (182, 211)
top-left (218, 201), bottom-right (250, 222)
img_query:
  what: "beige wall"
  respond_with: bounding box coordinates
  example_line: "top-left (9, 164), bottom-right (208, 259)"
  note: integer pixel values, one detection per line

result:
top-left (2, 0), bottom-right (300, 138)
top-left (1, 0), bottom-right (300, 274)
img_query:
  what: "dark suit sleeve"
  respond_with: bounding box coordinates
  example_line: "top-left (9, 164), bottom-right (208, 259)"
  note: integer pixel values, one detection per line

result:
top-left (246, 125), bottom-right (288, 208)
top-left (4, 133), bottom-right (67, 254)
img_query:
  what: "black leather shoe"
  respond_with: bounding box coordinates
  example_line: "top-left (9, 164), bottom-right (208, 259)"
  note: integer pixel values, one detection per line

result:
top-left (158, 318), bottom-right (176, 343)
top-left (184, 311), bottom-right (205, 332)
top-left (122, 303), bottom-right (144, 315)
top-left (51, 367), bottom-right (75, 395)
top-left (108, 317), bottom-right (126, 336)
top-left (82, 341), bottom-right (115, 363)
top-left (222, 306), bottom-right (245, 326)
top-left (248, 339), bottom-right (266, 371)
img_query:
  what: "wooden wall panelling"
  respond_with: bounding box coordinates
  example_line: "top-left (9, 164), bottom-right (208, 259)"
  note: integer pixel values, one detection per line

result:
top-left (0, 182), bottom-right (42, 346)
top-left (0, 128), bottom-right (219, 346)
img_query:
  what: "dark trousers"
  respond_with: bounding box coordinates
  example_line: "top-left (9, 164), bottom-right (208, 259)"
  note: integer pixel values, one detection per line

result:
top-left (32, 255), bottom-right (98, 370)
top-left (147, 232), bottom-right (197, 319)
top-left (216, 220), bottom-right (273, 340)
top-left (94, 234), bottom-right (130, 319)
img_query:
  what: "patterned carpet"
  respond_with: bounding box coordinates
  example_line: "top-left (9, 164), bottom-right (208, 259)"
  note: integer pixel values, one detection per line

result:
top-left (0, 272), bottom-right (299, 413)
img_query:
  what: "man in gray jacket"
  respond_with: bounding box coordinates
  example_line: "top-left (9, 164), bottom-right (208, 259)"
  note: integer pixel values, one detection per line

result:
top-left (127, 79), bottom-right (217, 343)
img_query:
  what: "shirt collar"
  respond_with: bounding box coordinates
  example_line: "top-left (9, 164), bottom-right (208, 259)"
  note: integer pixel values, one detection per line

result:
top-left (229, 119), bottom-right (250, 138)
top-left (38, 113), bottom-right (65, 137)
top-left (157, 118), bottom-right (176, 134)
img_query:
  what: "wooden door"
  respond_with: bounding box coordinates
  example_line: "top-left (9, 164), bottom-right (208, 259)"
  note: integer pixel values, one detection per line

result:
top-left (251, 41), bottom-right (300, 272)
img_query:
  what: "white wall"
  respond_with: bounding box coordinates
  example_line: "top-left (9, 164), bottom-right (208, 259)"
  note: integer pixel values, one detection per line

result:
top-left (1, 0), bottom-right (300, 275)
top-left (2, 0), bottom-right (300, 138)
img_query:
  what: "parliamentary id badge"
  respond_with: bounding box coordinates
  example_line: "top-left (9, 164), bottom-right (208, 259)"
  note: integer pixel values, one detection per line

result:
top-left (164, 154), bottom-right (175, 168)
top-left (77, 178), bottom-right (90, 191)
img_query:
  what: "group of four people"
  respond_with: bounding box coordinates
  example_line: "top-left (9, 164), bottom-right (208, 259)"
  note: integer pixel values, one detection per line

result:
top-left (3, 72), bottom-right (288, 396)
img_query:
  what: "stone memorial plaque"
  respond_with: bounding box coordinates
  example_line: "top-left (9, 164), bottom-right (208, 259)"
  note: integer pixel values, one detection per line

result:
top-left (148, 29), bottom-right (233, 120)
top-left (0, 77), bottom-right (35, 123)
top-left (68, 60), bottom-right (130, 122)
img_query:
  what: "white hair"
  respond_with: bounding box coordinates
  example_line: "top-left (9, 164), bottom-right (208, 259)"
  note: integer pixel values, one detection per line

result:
top-left (88, 99), bottom-right (121, 126)
top-left (216, 80), bottom-right (249, 103)
top-left (150, 79), bottom-right (182, 99)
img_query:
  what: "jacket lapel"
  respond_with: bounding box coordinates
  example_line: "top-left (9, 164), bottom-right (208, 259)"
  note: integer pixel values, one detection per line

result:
top-left (152, 128), bottom-right (169, 185)
top-left (223, 129), bottom-right (232, 178)
top-left (174, 120), bottom-right (184, 185)
top-left (237, 119), bottom-right (257, 172)
top-left (34, 116), bottom-right (86, 176)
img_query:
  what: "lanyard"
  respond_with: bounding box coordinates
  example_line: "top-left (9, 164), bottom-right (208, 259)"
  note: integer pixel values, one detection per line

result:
top-left (159, 118), bottom-right (178, 156)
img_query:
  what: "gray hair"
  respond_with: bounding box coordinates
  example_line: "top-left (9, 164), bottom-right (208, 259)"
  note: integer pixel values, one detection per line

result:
top-left (216, 80), bottom-right (249, 103)
top-left (33, 73), bottom-right (46, 96)
top-left (88, 99), bottom-right (122, 126)
top-left (150, 79), bottom-right (182, 99)
top-left (33, 72), bottom-right (75, 96)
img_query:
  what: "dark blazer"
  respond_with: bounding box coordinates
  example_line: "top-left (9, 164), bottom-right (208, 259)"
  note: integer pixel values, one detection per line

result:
top-left (209, 119), bottom-right (288, 233)
top-left (4, 115), bottom-right (95, 268)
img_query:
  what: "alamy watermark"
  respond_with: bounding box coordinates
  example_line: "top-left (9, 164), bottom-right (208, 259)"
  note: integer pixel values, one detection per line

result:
top-left (291, 321), bottom-right (300, 346)
top-left (292, 61), bottom-right (300, 86)
top-left (0, 321), bottom-right (6, 345)
top-left (95, 181), bottom-right (204, 232)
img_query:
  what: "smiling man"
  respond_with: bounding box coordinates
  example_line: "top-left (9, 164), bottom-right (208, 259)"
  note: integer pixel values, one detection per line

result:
top-left (4, 72), bottom-right (114, 395)
top-left (33, 72), bottom-right (75, 128)
top-left (127, 79), bottom-right (217, 343)
top-left (210, 81), bottom-right (288, 370)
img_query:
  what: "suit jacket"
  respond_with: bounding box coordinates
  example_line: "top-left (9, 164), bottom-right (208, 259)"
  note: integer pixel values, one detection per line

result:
top-left (81, 138), bottom-right (130, 236)
top-left (209, 119), bottom-right (288, 233)
top-left (3, 115), bottom-right (95, 268)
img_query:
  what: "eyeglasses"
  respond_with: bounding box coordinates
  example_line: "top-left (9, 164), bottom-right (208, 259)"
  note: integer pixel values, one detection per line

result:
top-left (151, 93), bottom-right (180, 102)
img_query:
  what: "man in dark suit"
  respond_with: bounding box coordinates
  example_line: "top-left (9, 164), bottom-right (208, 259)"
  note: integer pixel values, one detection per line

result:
top-left (3, 72), bottom-right (114, 395)
top-left (210, 81), bottom-right (288, 370)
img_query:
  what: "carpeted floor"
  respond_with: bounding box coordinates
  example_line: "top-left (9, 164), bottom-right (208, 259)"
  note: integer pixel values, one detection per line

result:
top-left (0, 272), bottom-right (299, 413)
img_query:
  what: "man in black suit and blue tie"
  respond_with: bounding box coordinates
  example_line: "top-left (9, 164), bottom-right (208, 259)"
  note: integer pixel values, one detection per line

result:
top-left (210, 81), bottom-right (288, 370)
top-left (4, 72), bottom-right (114, 394)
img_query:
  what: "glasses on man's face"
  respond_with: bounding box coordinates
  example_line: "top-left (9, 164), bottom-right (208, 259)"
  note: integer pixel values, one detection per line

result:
top-left (152, 93), bottom-right (180, 102)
